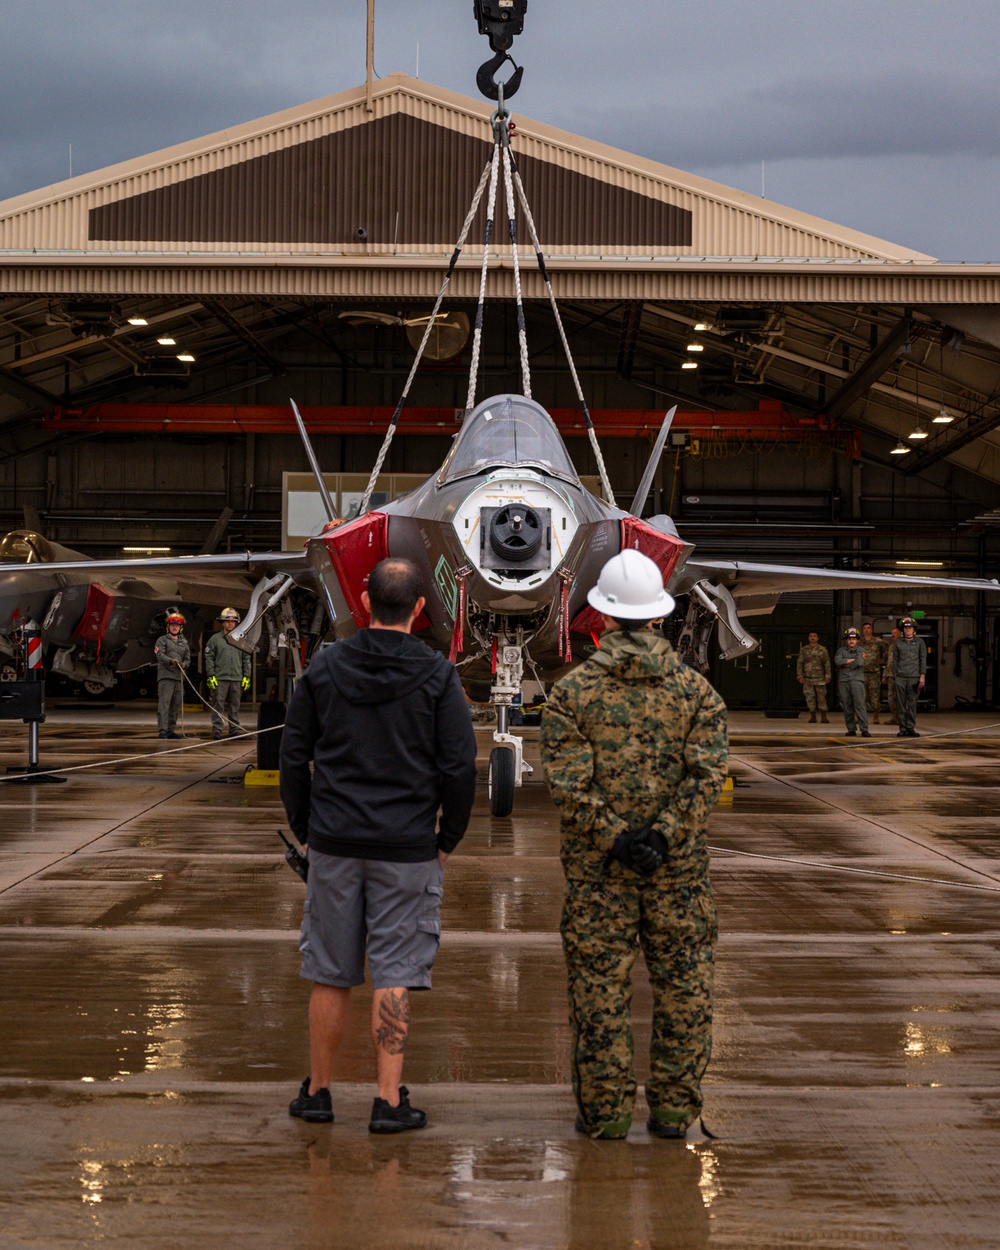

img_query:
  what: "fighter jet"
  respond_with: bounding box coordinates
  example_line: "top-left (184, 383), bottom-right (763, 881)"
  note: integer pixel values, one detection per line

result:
top-left (4, 392), bottom-right (997, 815)
top-left (0, 528), bottom-right (259, 692)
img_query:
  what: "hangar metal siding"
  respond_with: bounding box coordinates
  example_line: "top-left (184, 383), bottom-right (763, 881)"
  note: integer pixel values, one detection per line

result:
top-left (87, 114), bottom-right (693, 248)
top-left (2, 257), bottom-right (1000, 304)
top-left (0, 76), bottom-right (926, 262)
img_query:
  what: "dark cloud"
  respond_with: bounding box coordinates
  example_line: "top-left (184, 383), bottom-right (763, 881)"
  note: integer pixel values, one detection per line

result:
top-left (1, 0), bottom-right (998, 259)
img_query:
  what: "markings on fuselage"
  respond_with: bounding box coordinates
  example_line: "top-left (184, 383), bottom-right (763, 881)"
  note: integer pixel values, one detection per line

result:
top-left (434, 555), bottom-right (459, 622)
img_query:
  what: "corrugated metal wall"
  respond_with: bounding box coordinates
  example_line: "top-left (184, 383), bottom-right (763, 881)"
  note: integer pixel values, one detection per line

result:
top-left (3, 259), bottom-right (1000, 303)
top-left (0, 76), bottom-right (923, 263)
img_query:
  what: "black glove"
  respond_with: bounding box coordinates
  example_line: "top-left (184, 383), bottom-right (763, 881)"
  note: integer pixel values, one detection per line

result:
top-left (608, 824), bottom-right (670, 878)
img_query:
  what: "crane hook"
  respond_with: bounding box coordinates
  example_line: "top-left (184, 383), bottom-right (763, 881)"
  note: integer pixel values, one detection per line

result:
top-left (477, 48), bottom-right (524, 102)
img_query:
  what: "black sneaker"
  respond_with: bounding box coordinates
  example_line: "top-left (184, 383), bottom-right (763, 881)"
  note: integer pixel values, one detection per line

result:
top-left (845, 731), bottom-right (857, 737)
top-left (166, 732), bottom-right (182, 740)
top-left (908, 730), bottom-right (920, 737)
top-left (861, 731), bottom-right (872, 738)
top-left (647, 1116), bottom-right (687, 1139)
top-left (289, 1077), bottom-right (334, 1123)
top-left (368, 1086), bottom-right (427, 1134)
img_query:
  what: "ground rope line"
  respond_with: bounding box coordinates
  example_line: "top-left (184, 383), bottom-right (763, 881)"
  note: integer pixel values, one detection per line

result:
top-left (707, 844), bottom-right (1000, 895)
top-left (0, 721), bottom-right (276, 783)
top-left (0, 747), bottom-right (254, 894)
top-left (729, 748), bottom-right (1000, 889)
top-left (728, 717), bottom-right (1000, 762)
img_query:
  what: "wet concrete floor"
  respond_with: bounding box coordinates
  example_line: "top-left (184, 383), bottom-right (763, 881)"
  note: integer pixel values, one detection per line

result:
top-left (1, 705), bottom-right (1000, 1247)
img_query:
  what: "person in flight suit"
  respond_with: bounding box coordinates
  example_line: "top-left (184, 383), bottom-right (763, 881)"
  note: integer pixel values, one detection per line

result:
top-left (861, 622), bottom-right (888, 724)
top-left (796, 630), bottom-right (831, 723)
top-left (889, 617), bottom-right (927, 737)
top-left (204, 607), bottom-right (252, 739)
top-left (541, 550), bottom-right (729, 1142)
top-left (154, 611), bottom-right (191, 739)
top-left (834, 627), bottom-right (870, 737)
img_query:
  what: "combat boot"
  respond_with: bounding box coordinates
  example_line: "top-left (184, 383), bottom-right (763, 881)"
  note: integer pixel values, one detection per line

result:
top-left (820, 712), bottom-right (829, 723)
top-left (872, 712), bottom-right (880, 724)
top-left (808, 712), bottom-right (817, 723)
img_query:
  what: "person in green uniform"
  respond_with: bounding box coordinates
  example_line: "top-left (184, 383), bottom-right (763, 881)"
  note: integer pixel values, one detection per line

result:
top-left (889, 617), bottom-right (927, 737)
top-left (154, 611), bottom-right (190, 739)
top-left (204, 607), bottom-right (252, 739)
top-left (796, 630), bottom-right (831, 723)
top-left (541, 550), bottom-right (728, 1142)
top-left (834, 627), bottom-right (870, 737)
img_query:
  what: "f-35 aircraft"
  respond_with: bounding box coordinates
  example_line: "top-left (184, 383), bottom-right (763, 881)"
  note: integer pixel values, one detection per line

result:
top-left (0, 528), bottom-right (257, 692)
top-left (2, 392), bottom-right (997, 815)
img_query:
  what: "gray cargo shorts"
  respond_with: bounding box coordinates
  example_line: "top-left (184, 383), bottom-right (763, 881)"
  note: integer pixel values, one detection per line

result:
top-left (298, 852), bottom-right (444, 990)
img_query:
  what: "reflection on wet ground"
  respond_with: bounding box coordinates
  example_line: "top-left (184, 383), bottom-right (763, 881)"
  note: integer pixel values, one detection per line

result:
top-left (2, 709), bottom-right (1000, 1246)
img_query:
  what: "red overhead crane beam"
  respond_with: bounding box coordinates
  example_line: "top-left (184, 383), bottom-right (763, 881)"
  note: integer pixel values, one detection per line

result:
top-left (41, 401), bottom-right (859, 452)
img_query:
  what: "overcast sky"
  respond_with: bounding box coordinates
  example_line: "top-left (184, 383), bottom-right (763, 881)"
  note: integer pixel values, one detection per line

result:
top-left (1, 0), bottom-right (998, 261)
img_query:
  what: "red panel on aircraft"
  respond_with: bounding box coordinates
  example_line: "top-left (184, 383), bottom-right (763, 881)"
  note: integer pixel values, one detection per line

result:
top-left (619, 517), bottom-right (687, 583)
top-left (570, 519), bottom-right (686, 639)
top-left (317, 513), bottom-right (389, 629)
top-left (72, 583), bottom-right (115, 644)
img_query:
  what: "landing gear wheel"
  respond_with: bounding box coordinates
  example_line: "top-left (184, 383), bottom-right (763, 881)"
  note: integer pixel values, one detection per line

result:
top-left (488, 746), bottom-right (515, 817)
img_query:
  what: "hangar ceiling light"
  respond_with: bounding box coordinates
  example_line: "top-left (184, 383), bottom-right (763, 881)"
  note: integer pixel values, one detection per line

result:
top-left (890, 439), bottom-right (911, 455)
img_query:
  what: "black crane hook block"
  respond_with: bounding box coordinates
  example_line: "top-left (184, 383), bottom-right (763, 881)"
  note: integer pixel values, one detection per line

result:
top-left (474, 0), bottom-right (527, 102)
top-left (474, 0), bottom-right (528, 53)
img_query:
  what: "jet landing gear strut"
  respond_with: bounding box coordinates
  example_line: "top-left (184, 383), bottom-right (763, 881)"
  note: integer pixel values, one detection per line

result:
top-left (488, 638), bottom-right (532, 817)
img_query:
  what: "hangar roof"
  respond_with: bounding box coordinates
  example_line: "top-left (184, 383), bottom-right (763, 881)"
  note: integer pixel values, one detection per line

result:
top-left (5, 72), bottom-right (997, 305)
top-left (4, 75), bottom-right (1000, 509)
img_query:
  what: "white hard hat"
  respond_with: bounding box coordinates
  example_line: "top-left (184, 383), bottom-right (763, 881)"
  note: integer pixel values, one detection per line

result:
top-left (220, 607), bottom-right (240, 621)
top-left (587, 549), bottom-right (676, 620)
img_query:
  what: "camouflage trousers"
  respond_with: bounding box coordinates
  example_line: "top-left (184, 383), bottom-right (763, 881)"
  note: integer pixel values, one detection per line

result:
top-left (561, 867), bottom-right (717, 1139)
top-left (886, 681), bottom-right (898, 723)
top-left (864, 672), bottom-right (883, 716)
top-left (802, 680), bottom-right (828, 712)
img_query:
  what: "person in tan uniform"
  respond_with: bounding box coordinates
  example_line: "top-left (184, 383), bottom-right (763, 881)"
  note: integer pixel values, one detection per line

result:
top-left (796, 631), bottom-right (831, 723)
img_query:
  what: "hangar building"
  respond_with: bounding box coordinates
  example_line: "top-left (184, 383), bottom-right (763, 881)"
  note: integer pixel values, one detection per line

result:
top-left (3, 73), bottom-right (1000, 706)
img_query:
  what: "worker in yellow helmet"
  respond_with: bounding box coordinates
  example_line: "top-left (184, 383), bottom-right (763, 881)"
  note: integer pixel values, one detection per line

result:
top-left (204, 608), bottom-right (253, 740)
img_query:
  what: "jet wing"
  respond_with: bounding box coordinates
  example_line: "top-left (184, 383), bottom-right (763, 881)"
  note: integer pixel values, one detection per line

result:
top-left (0, 550), bottom-right (308, 581)
top-left (681, 558), bottom-right (1000, 615)
top-left (0, 549), bottom-right (312, 615)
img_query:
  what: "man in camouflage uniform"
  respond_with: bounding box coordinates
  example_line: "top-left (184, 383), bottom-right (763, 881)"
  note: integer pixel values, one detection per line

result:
top-left (796, 630), bottom-right (831, 723)
top-left (541, 550), bottom-right (728, 1141)
top-left (861, 622), bottom-right (888, 724)
top-left (884, 626), bottom-right (901, 724)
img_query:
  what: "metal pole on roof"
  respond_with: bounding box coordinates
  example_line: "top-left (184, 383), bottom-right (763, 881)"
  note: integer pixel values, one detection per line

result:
top-left (366, 0), bottom-right (375, 113)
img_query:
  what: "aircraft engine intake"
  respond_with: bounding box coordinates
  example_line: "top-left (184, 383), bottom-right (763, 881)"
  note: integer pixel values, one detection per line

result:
top-left (488, 505), bottom-right (543, 563)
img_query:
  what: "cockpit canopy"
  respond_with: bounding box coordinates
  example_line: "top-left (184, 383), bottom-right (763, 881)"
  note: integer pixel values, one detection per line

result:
top-left (438, 395), bottom-right (580, 486)
top-left (0, 530), bottom-right (54, 563)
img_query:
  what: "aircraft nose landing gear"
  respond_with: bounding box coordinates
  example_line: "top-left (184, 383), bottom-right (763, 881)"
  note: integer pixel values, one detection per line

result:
top-left (488, 637), bottom-right (532, 817)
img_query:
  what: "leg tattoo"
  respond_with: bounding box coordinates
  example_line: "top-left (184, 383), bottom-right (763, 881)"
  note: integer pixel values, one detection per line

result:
top-left (375, 989), bottom-right (410, 1055)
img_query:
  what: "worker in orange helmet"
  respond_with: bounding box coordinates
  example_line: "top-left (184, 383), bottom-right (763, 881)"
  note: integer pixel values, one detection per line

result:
top-left (154, 611), bottom-right (190, 739)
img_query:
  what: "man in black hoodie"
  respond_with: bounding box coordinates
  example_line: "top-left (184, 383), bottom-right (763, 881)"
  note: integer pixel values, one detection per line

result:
top-left (280, 558), bottom-right (477, 1132)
